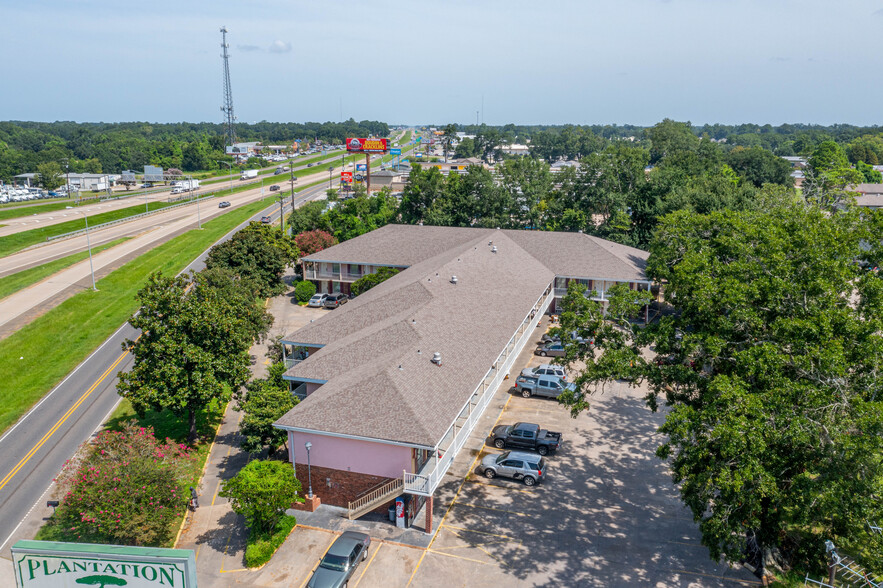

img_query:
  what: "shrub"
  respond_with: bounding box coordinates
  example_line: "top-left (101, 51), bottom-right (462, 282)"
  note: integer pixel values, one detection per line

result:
top-left (48, 423), bottom-right (196, 546)
top-left (295, 230), bottom-right (336, 255)
top-left (220, 460), bottom-right (302, 535)
top-left (351, 267), bottom-right (400, 296)
top-left (294, 280), bottom-right (316, 304)
top-left (244, 514), bottom-right (297, 568)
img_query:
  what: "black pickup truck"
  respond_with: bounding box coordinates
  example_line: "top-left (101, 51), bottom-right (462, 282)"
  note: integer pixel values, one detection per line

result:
top-left (489, 422), bottom-right (562, 455)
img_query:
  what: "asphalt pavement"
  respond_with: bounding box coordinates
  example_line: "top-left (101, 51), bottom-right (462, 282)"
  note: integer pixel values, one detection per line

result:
top-left (0, 181), bottom-right (327, 562)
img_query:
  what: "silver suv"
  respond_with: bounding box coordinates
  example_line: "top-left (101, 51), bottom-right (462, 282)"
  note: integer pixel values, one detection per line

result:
top-left (522, 364), bottom-right (567, 381)
top-left (479, 451), bottom-right (546, 486)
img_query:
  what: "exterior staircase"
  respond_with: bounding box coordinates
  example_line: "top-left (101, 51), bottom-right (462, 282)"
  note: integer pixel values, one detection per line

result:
top-left (346, 478), bottom-right (404, 520)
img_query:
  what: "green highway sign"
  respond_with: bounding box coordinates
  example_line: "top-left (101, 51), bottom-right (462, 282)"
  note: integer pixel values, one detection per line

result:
top-left (12, 541), bottom-right (198, 588)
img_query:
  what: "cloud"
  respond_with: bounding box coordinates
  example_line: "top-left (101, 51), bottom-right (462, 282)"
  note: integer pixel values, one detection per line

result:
top-left (238, 44), bottom-right (261, 52)
top-left (269, 40), bottom-right (292, 54)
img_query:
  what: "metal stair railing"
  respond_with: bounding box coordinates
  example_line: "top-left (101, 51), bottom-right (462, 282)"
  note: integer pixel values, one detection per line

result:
top-left (346, 478), bottom-right (403, 520)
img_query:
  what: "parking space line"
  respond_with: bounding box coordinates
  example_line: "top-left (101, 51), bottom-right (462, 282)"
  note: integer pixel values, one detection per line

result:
top-left (295, 524), bottom-right (339, 534)
top-left (440, 524), bottom-right (517, 540)
top-left (406, 395), bottom-right (514, 587)
top-left (297, 533), bottom-right (339, 588)
top-left (451, 501), bottom-right (530, 517)
top-left (669, 569), bottom-right (763, 585)
top-left (426, 548), bottom-right (498, 566)
top-left (352, 543), bottom-right (382, 588)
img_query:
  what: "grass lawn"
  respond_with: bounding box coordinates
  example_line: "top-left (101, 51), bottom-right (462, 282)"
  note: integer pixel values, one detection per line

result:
top-left (0, 200), bottom-right (80, 219)
top-left (35, 396), bottom-right (227, 547)
top-left (0, 237), bottom-right (130, 300)
top-left (0, 191), bottom-right (292, 435)
top-left (0, 199), bottom-right (185, 258)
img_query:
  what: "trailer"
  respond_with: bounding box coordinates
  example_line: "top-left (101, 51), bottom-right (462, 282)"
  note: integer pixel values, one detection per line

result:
top-left (240, 169), bottom-right (258, 180)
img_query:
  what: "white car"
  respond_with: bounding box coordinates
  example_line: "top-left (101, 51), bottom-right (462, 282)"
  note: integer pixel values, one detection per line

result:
top-left (307, 293), bottom-right (329, 308)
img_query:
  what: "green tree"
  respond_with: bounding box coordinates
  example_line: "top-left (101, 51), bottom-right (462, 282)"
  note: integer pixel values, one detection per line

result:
top-left (36, 161), bottom-right (63, 190)
top-left (117, 272), bottom-right (254, 442)
top-left (220, 460), bottom-right (303, 534)
top-left (646, 119), bottom-right (700, 163)
top-left (724, 146), bottom-right (794, 187)
top-left (194, 267), bottom-right (273, 341)
top-left (235, 377), bottom-right (295, 456)
top-left (351, 267), bottom-right (400, 296)
top-left (442, 123), bottom-right (458, 162)
top-left (294, 280), bottom-right (316, 303)
top-left (205, 226), bottom-right (289, 297)
top-left (558, 202), bottom-right (883, 576)
top-left (855, 160), bottom-right (882, 183)
top-left (497, 157), bottom-right (554, 228)
top-left (288, 200), bottom-right (327, 235)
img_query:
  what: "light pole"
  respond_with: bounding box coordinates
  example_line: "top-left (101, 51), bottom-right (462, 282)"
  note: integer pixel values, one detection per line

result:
top-left (216, 160), bottom-right (233, 193)
top-left (289, 162), bottom-right (297, 214)
top-left (80, 212), bottom-right (97, 291)
top-left (305, 442), bottom-right (313, 498)
top-left (191, 175), bottom-right (202, 229)
top-left (328, 165), bottom-right (334, 190)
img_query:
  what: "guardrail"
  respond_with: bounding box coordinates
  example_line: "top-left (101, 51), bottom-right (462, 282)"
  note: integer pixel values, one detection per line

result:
top-left (46, 194), bottom-right (216, 243)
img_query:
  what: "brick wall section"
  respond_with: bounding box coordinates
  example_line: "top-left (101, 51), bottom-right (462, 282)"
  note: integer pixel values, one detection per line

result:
top-left (295, 463), bottom-right (395, 508)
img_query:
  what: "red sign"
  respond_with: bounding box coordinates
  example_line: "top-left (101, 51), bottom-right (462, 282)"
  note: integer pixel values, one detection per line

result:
top-left (340, 171), bottom-right (353, 183)
top-left (346, 137), bottom-right (389, 153)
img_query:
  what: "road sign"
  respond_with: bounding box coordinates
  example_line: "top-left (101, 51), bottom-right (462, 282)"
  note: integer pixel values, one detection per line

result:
top-left (416, 152), bottom-right (423, 158)
top-left (340, 171), bottom-right (353, 183)
top-left (356, 163), bottom-right (367, 171)
top-left (390, 148), bottom-right (401, 155)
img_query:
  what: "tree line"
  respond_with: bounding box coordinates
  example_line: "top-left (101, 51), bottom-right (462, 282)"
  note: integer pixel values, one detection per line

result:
top-left (0, 119), bottom-right (389, 181)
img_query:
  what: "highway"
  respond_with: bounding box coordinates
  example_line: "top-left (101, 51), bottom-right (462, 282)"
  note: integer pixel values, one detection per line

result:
top-left (0, 180), bottom-right (330, 558)
top-left (0, 149), bottom-right (349, 238)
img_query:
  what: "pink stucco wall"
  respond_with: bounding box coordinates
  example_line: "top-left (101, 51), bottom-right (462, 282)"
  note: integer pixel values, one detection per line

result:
top-left (288, 431), bottom-right (414, 479)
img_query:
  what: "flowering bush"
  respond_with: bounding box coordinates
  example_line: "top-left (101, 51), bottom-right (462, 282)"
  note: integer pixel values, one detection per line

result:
top-left (50, 422), bottom-right (196, 546)
top-left (295, 230), bottom-right (336, 255)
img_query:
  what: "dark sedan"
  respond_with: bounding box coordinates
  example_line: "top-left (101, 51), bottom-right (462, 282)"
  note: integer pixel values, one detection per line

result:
top-left (307, 531), bottom-right (370, 588)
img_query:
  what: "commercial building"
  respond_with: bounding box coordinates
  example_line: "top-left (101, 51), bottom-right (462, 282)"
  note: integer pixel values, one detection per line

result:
top-left (275, 225), bottom-right (650, 529)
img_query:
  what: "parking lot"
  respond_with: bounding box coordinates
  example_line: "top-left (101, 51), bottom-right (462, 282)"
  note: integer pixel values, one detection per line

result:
top-left (240, 321), bottom-right (761, 587)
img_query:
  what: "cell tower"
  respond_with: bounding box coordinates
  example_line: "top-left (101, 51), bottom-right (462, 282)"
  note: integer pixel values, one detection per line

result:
top-left (220, 26), bottom-right (236, 149)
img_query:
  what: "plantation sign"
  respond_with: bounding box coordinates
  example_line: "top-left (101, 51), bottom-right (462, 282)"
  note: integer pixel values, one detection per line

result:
top-left (12, 541), bottom-right (197, 588)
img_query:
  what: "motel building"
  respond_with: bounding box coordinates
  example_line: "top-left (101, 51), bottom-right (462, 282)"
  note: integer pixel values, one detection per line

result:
top-left (274, 224), bottom-right (651, 530)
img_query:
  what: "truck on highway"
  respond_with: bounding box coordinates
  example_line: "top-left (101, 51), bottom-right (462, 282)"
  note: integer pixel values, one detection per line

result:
top-left (240, 169), bottom-right (258, 181)
top-left (174, 179), bottom-right (200, 191)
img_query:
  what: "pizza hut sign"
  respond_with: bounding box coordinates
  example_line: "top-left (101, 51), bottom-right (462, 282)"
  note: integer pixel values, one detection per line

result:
top-left (346, 138), bottom-right (389, 153)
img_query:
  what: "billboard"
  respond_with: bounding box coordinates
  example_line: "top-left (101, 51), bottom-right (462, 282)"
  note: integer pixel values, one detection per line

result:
top-left (12, 541), bottom-right (197, 588)
top-left (144, 166), bottom-right (164, 183)
top-left (356, 164), bottom-right (367, 171)
top-left (346, 138), bottom-right (389, 153)
top-left (340, 171), bottom-right (353, 183)
top-left (390, 148), bottom-right (401, 155)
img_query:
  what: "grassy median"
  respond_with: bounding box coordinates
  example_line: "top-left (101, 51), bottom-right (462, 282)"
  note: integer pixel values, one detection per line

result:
top-left (0, 237), bottom-right (130, 300)
top-left (0, 193), bottom-right (286, 434)
top-left (0, 199), bottom-right (185, 258)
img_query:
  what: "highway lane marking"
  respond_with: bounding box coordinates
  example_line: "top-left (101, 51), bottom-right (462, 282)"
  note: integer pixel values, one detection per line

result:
top-left (0, 348), bottom-right (129, 494)
top-left (0, 322), bottom-right (130, 447)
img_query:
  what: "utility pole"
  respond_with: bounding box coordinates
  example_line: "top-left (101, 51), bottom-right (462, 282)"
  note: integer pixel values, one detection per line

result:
top-left (278, 195), bottom-right (285, 235)
top-left (289, 161), bottom-right (297, 218)
top-left (220, 27), bottom-right (237, 150)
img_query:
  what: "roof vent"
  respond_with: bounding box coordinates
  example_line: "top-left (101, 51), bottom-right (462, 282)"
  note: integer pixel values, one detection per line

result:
top-left (431, 352), bottom-right (442, 366)
top-left (491, 245), bottom-right (498, 254)
top-left (450, 275), bottom-right (458, 284)
top-left (578, 229), bottom-right (583, 233)
top-left (398, 365), bottom-right (403, 370)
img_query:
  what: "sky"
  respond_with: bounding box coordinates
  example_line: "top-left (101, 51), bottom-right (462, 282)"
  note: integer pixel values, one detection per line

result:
top-left (3, 0), bottom-right (883, 126)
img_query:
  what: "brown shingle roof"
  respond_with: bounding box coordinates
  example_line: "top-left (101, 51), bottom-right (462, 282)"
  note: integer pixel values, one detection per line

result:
top-left (278, 225), bottom-right (650, 447)
top-left (276, 231), bottom-right (555, 446)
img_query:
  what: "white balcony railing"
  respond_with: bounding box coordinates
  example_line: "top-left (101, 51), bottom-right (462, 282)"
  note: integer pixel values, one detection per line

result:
top-left (284, 358), bottom-right (303, 370)
top-left (403, 285), bottom-right (554, 496)
top-left (291, 382), bottom-right (307, 400)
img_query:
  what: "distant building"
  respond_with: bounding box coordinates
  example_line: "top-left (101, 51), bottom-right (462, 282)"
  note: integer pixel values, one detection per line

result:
top-left (781, 156), bottom-right (807, 169)
top-left (499, 144), bottom-right (530, 156)
top-left (851, 183), bottom-right (883, 209)
top-left (226, 142), bottom-right (260, 156)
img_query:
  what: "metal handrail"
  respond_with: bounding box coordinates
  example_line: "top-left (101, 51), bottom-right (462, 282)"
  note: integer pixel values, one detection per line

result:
top-left (46, 194), bottom-right (216, 242)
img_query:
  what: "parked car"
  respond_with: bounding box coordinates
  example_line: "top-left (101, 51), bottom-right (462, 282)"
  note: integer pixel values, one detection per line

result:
top-left (47, 191), bottom-right (58, 197)
top-left (540, 330), bottom-right (592, 345)
top-left (307, 162), bottom-right (314, 167)
top-left (535, 342), bottom-right (565, 357)
top-left (270, 184), bottom-right (280, 191)
top-left (308, 293), bottom-right (329, 308)
top-left (306, 531), bottom-right (370, 588)
top-left (260, 215), bottom-right (273, 224)
top-left (489, 422), bottom-right (562, 456)
top-left (521, 363), bottom-right (567, 381)
top-left (274, 169), bottom-right (283, 175)
top-left (479, 451), bottom-right (546, 486)
top-left (514, 374), bottom-right (578, 400)
top-left (324, 293), bottom-right (348, 309)
top-left (218, 201), bottom-right (231, 208)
